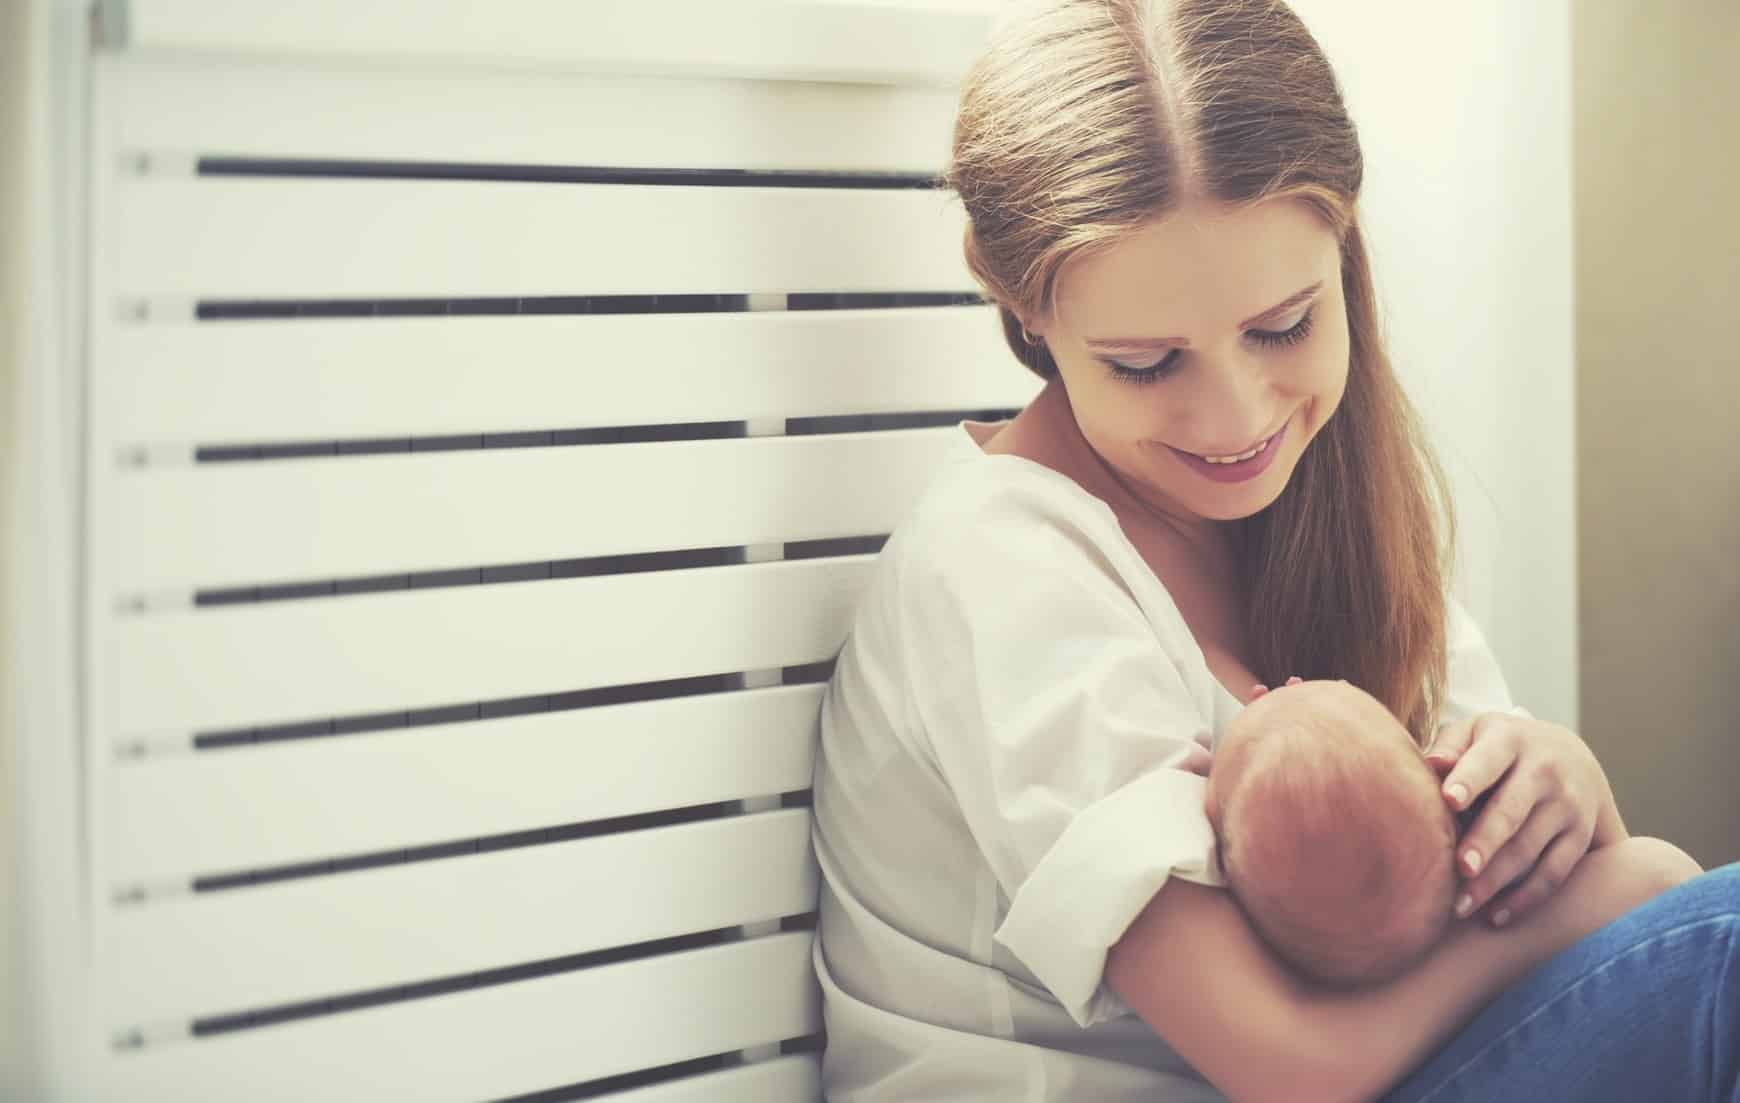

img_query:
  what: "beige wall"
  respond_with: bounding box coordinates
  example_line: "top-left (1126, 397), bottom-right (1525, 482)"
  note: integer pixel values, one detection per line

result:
top-left (1574, 2), bottom-right (1740, 869)
top-left (1, 0), bottom-right (35, 1089)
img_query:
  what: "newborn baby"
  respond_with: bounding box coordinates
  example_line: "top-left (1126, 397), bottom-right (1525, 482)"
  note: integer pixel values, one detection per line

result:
top-left (1203, 678), bottom-right (1460, 989)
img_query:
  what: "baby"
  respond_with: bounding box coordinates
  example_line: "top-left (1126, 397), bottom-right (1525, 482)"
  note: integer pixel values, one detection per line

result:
top-left (1203, 678), bottom-right (1461, 989)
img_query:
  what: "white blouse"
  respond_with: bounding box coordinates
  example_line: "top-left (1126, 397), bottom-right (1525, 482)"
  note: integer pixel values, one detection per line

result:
top-left (811, 420), bottom-right (1522, 1101)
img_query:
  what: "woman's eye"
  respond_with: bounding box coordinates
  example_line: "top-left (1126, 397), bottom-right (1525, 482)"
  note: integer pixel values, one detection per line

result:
top-left (1098, 306), bottom-right (1317, 386)
top-left (1250, 307), bottom-right (1316, 348)
top-left (1103, 351), bottom-right (1180, 385)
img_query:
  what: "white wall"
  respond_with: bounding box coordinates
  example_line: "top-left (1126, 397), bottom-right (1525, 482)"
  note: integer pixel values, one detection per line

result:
top-left (1298, 0), bottom-right (1578, 727)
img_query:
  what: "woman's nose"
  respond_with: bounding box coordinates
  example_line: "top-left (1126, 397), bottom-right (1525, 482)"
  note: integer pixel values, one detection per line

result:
top-left (1180, 353), bottom-right (1276, 450)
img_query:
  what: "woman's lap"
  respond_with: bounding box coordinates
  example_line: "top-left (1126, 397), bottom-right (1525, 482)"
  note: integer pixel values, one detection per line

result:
top-left (1380, 861), bottom-right (1740, 1103)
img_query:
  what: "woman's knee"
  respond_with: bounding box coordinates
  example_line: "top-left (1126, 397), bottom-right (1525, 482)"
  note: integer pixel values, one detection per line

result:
top-left (1603, 841), bottom-right (1740, 931)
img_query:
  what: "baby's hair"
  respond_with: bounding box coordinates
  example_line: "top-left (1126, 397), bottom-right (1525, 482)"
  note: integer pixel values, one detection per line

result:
top-left (1217, 719), bottom-right (1459, 987)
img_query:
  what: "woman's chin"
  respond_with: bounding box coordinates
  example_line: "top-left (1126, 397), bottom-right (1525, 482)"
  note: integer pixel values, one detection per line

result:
top-left (1187, 475), bottom-right (1291, 522)
top-left (1197, 498), bottom-right (1277, 523)
top-left (1202, 441), bottom-right (1311, 518)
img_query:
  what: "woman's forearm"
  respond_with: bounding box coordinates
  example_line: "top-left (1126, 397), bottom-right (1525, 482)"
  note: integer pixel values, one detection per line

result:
top-left (1302, 837), bottom-right (1677, 1103)
top-left (1591, 781), bottom-right (1630, 848)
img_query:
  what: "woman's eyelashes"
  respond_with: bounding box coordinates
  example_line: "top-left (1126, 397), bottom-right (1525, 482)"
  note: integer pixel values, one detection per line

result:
top-left (1100, 307), bottom-right (1317, 385)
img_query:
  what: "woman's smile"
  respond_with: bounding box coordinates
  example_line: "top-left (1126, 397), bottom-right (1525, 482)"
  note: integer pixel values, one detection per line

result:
top-left (1166, 412), bottom-right (1293, 463)
top-left (1141, 411), bottom-right (1295, 485)
top-left (1166, 420), bottom-right (1288, 483)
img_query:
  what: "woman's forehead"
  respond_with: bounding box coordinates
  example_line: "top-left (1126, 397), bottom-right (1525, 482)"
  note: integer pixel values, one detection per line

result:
top-left (1052, 197), bottom-right (1338, 338)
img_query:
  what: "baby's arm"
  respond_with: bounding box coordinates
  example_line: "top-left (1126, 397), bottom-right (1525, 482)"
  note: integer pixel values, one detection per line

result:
top-left (1306, 835), bottom-right (1703, 1103)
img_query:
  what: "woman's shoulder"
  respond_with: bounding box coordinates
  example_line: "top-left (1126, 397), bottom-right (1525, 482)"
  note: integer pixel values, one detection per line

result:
top-left (845, 425), bottom-right (1229, 730)
top-left (886, 436), bottom-right (1125, 580)
top-left (876, 431), bottom-right (1200, 657)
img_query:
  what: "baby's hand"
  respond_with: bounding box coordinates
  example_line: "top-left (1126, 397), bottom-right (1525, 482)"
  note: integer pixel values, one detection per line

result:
top-left (1245, 675), bottom-right (1303, 703)
top-left (1180, 741), bottom-right (1213, 777)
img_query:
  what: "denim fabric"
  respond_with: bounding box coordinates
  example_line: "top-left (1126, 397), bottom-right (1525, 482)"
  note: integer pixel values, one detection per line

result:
top-left (1381, 862), bottom-right (1740, 1102)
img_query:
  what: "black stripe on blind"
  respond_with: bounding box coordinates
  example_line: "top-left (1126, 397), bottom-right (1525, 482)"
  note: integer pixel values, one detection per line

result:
top-left (190, 798), bottom-right (737, 894)
top-left (489, 1052), bottom-right (737, 1103)
top-left (188, 924), bottom-right (736, 1038)
top-left (192, 535), bottom-right (890, 611)
top-left (199, 156), bottom-right (944, 191)
top-left (120, 914), bottom-right (823, 1057)
top-left (194, 407), bottom-right (1016, 462)
top-left (197, 419), bottom-right (747, 460)
top-left (488, 1034), bottom-right (824, 1103)
top-left (179, 792), bottom-right (810, 897)
top-left (194, 290), bottom-right (984, 322)
top-left (191, 660), bottom-right (837, 752)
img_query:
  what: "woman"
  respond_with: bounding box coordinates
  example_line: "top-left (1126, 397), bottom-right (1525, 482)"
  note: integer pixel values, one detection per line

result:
top-left (810, 0), bottom-right (1740, 1100)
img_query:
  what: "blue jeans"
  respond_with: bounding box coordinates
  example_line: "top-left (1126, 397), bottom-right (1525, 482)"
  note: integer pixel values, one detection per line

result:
top-left (1380, 861), bottom-right (1740, 1102)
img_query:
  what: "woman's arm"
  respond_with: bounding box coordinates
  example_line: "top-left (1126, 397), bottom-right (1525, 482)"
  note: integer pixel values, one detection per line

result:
top-left (1106, 836), bottom-right (1700, 1103)
top-left (1308, 835), bottom-right (1695, 1102)
top-left (1592, 786), bottom-right (1630, 848)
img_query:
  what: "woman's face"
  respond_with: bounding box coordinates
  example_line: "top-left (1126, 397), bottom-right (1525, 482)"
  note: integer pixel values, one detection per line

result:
top-left (1030, 196), bottom-right (1351, 525)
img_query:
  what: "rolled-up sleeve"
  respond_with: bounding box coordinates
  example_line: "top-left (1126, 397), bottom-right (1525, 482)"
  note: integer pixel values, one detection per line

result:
top-left (895, 482), bottom-right (1222, 1029)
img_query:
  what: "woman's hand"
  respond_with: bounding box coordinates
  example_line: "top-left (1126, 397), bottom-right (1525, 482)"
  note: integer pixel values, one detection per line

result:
top-left (1424, 712), bottom-right (1623, 928)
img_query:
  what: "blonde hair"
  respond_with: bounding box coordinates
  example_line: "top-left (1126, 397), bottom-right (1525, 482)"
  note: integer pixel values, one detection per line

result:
top-left (947, 0), bottom-right (1454, 739)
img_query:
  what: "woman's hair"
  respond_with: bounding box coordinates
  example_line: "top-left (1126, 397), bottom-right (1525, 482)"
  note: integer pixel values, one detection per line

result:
top-left (946, 0), bottom-right (1454, 741)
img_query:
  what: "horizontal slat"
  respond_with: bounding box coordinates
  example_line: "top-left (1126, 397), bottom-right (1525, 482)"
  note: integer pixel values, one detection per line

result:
top-left (107, 685), bottom-right (820, 883)
top-left (112, 430), bottom-right (952, 593)
top-left (595, 1056), bottom-right (819, 1103)
top-left (108, 55), bottom-right (958, 173)
top-left (100, 306), bottom-right (1031, 448)
top-left (99, 932), bottom-right (819, 1103)
top-left (114, 177), bottom-right (971, 299)
top-left (108, 556), bottom-right (870, 736)
top-left (102, 809), bottom-right (816, 1027)
top-left (117, 0), bottom-right (993, 87)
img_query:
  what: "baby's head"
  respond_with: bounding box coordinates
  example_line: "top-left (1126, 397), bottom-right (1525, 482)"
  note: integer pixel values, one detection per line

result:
top-left (1204, 680), bottom-right (1457, 988)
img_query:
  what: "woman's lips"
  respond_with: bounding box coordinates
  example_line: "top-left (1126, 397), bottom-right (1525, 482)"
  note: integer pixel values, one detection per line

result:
top-left (1165, 417), bottom-right (1290, 484)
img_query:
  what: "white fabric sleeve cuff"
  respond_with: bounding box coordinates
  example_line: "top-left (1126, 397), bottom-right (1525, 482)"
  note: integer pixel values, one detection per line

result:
top-left (992, 767), bottom-right (1221, 1030)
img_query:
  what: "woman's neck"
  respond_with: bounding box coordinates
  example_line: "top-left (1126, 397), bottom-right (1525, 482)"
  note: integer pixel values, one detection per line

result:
top-left (1039, 381), bottom-right (1233, 560)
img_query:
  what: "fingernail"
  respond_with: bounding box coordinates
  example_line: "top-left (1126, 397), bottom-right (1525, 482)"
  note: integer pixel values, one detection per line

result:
top-left (1493, 909), bottom-right (1511, 927)
top-left (1455, 894), bottom-right (1474, 918)
top-left (1463, 849), bottom-right (1482, 874)
top-left (1447, 783), bottom-right (1469, 807)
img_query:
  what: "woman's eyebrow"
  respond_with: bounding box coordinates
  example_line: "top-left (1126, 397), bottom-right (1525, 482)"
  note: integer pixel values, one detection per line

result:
top-left (1084, 281), bottom-right (1324, 350)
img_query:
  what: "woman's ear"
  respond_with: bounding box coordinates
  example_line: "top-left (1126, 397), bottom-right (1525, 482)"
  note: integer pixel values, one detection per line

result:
top-left (1010, 308), bottom-right (1046, 345)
